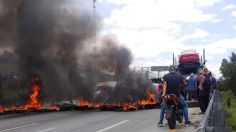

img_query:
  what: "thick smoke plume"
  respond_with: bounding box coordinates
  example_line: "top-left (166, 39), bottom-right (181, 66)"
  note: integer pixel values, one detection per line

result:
top-left (96, 36), bottom-right (152, 103)
top-left (0, 0), bottom-right (152, 105)
top-left (0, 0), bottom-right (98, 104)
top-left (98, 36), bottom-right (132, 76)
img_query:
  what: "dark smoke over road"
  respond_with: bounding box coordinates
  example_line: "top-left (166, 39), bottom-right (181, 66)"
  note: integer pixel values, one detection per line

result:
top-left (0, 0), bottom-right (98, 103)
top-left (98, 36), bottom-right (132, 76)
top-left (0, 0), bottom-right (152, 105)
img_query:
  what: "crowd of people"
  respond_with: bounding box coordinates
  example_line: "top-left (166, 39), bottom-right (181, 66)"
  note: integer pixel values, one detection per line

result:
top-left (154, 66), bottom-right (217, 127)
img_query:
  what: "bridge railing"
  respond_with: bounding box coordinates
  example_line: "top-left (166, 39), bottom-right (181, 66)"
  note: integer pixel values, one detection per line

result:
top-left (196, 90), bottom-right (231, 132)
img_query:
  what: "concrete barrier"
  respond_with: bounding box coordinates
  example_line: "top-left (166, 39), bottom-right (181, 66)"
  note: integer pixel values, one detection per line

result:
top-left (196, 90), bottom-right (231, 132)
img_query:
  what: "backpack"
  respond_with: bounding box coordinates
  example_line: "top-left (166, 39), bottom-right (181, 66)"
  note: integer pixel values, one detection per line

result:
top-left (202, 75), bottom-right (212, 91)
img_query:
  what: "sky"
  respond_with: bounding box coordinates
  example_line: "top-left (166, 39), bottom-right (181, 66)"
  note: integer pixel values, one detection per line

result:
top-left (94, 0), bottom-right (236, 78)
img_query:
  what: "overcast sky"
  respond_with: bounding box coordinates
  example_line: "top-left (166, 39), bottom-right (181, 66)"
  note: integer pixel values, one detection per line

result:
top-left (95, 0), bottom-right (236, 78)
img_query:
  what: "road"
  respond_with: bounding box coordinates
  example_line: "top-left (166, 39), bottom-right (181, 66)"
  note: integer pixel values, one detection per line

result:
top-left (0, 108), bottom-right (202, 132)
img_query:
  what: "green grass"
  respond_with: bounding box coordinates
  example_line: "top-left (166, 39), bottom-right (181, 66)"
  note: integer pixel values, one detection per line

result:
top-left (221, 91), bottom-right (236, 131)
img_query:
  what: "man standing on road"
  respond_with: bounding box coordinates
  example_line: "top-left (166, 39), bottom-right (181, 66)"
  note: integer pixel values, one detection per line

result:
top-left (162, 66), bottom-right (192, 127)
top-left (187, 73), bottom-right (197, 101)
top-left (157, 81), bottom-right (165, 127)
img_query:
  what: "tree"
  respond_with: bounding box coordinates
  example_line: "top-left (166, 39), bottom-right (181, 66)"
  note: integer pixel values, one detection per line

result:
top-left (220, 52), bottom-right (236, 95)
top-left (216, 77), bottom-right (227, 91)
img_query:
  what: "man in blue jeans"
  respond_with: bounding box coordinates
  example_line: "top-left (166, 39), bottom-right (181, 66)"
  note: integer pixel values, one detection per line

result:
top-left (187, 73), bottom-right (197, 101)
top-left (158, 66), bottom-right (191, 127)
top-left (157, 81), bottom-right (165, 127)
top-left (157, 99), bottom-right (165, 127)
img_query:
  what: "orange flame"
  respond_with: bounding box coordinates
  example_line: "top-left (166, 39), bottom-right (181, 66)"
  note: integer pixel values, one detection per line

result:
top-left (92, 102), bottom-right (101, 108)
top-left (0, 106), bottom-right (5, 113)
top-left (0, 105), bottom-right (23, 113)
top-left (6, 105), bottom-right (18, 111)
top-left (78, 97), bottom-right (90, 107)
top-left (24, 78), bottom-right (42, 110)
top-left (48, 104), bottom-right (57, 110)
top-left (122, 103), bottom-right (137, 111)
top-left (0, 86), bottom-right (158, 113)
top-left (137, 90), bottom-right (157, 105)
top-left (146, 91), bottom-right (157, 104)
top-left (76, 90), bottom-right (157, 111)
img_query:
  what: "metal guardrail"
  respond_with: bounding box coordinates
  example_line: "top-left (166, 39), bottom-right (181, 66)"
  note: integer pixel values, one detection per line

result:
top-left (196, 90), bottom-right (215, 131)
top-left (196, 90), bottom-right (231, 132)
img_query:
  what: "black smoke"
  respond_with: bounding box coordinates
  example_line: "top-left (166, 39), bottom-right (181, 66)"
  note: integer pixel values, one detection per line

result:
top-left (98, 36), bottom-right (132, 76)
top-left (0, 0), bottom-right (98, 103)
top-left (0, 0), bottom-right (153, 106)
top-left (96, 36), bottom-right (152, 103)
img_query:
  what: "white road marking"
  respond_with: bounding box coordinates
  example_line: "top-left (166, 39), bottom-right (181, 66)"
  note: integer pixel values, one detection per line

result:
top-left (0, 123), bottom-right (39, 132)
top-left (37, 128), bottom-right (55, 132)
top-left (96, 120), bottom-right (130, 132)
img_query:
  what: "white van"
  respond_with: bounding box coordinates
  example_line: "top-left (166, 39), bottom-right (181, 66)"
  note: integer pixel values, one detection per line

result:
top-left (93, 81), bottom-right (127, 104)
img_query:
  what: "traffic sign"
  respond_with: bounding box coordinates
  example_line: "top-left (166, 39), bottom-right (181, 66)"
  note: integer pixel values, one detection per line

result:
top-left (151, 66), bottom-right (169, 71)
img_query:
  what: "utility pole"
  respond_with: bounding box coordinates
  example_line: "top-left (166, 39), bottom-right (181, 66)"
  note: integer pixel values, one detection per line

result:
top-left (203, 49), bottom-right (206, 67)
top-left (93, 0), bottom-right (97, 70)
top-left (173, 53), bottom-right (175, 66)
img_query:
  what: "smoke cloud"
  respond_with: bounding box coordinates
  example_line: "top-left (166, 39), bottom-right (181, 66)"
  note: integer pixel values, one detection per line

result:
top-left (98, 36), bottom-right (132, 75)
top-left (96, 36), bottom-right (152, 103)
top-left (0, 0), bottom-right (152, 105)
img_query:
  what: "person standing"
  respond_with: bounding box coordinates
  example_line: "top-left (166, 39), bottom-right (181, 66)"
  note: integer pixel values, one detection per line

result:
top-left (187, 73), bottom-right (197, 101)
top-left (162, 66), bottom-right (192, 127)
top-left (209, 72), bottom-right (217, 93)
top-left (198, 68), bottom-right (212, 113)
top-left (157, 81), bottom-right (165, 127)
top-left (196, 72), bottom-right (204, 98)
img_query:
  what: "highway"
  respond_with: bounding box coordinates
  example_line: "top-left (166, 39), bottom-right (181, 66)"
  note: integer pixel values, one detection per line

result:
top-left (0, 108), bottom-right (202, 132)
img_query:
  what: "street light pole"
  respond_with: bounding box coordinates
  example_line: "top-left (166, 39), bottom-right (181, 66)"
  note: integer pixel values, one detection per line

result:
top-left (93, 0), bottom-right (97, 70)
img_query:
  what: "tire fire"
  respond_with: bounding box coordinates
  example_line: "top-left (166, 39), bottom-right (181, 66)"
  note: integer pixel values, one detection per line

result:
top-left (24, 77), bottom-right (43, 110)
top-left (77, 91), bottom-right (157, 111)
top-left (0, 77), bottom-right (57, 113)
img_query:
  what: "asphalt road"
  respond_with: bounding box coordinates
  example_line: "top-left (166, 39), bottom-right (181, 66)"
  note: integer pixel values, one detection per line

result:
top-left (0, 108), bottom-right (202, 132)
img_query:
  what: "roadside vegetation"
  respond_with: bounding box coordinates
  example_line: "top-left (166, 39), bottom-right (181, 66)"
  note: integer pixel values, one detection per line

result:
top-left (218, 52), bottom-right (236, 131)
top-left (221, 91), bottom-right (236, 131)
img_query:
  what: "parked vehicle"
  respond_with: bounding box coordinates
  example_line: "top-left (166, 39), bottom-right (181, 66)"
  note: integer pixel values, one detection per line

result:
top-left (93, 81), bottom-right (156, 105)
top-left (93, 81), bottom-right (128, 104)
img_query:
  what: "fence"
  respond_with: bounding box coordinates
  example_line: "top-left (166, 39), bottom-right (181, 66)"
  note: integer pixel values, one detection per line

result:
top-left (196, 90), bottom-right (231, 132)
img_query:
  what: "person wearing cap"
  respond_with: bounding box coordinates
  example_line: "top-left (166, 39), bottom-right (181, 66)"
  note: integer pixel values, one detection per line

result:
top-left (187, 73), bottom-right (197, 101)
top-left (161, 65), bottom-right (192, 127)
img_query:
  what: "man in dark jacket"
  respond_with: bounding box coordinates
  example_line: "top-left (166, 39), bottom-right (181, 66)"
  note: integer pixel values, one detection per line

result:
top-left (162, 66), bottom-right (191, 127)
